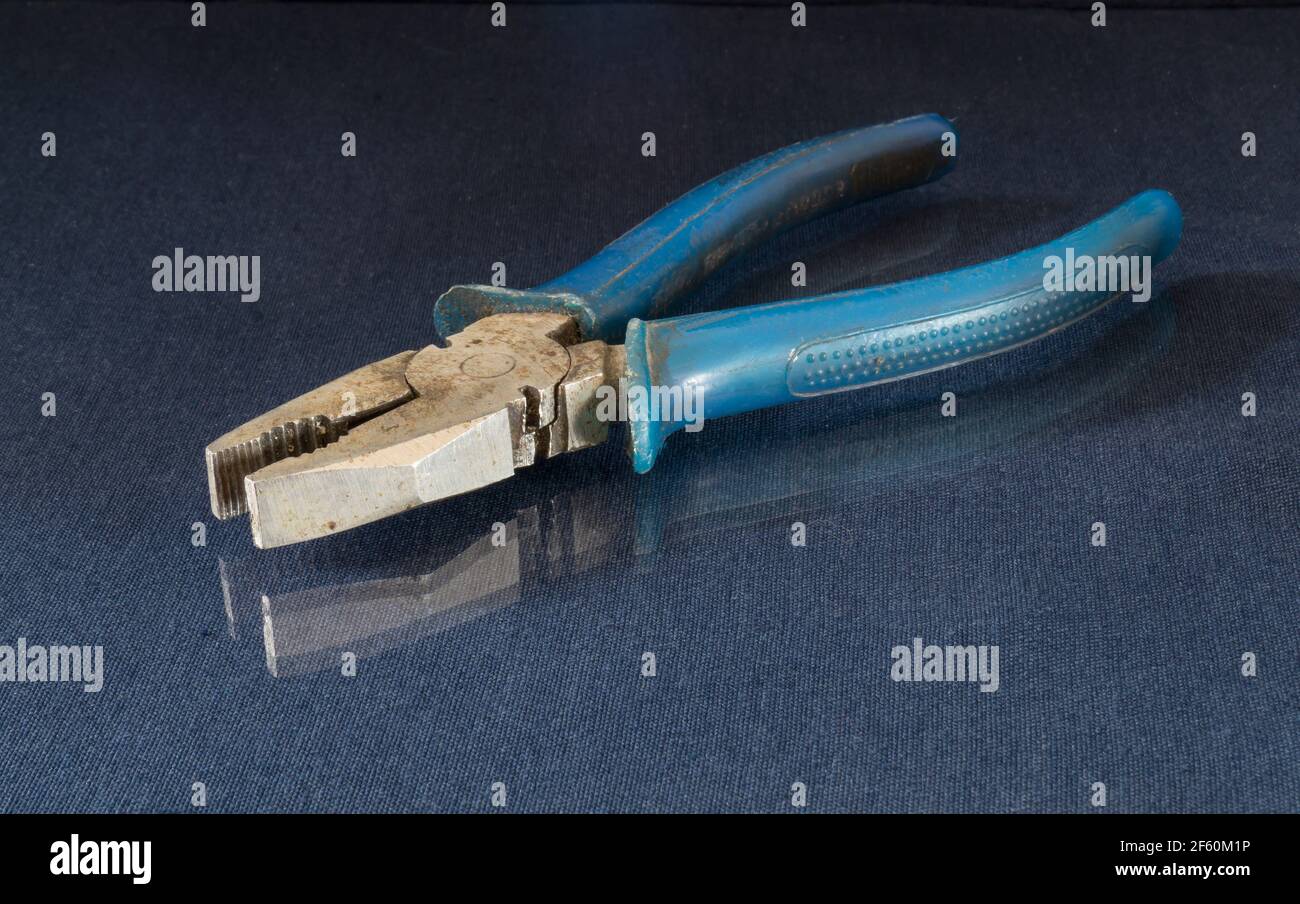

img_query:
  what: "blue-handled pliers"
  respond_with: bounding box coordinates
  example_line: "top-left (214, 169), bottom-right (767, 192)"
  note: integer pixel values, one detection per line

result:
top-left (205, 114), bottom-right (1183, 548)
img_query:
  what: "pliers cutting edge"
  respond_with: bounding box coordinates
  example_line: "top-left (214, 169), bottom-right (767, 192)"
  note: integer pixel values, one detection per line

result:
top-left (205, 114), bottom-right (1183, 548)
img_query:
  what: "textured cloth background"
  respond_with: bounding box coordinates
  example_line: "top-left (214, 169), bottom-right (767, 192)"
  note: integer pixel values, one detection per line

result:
top-left (0, 2), bottom-right (1295, 812)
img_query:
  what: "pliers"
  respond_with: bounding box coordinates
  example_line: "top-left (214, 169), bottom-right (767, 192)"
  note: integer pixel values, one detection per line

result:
top-left (205, 113), bottom-right (1183, 548)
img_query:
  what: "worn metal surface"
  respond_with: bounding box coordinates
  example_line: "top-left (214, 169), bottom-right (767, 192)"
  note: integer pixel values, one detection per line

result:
top-left (205, 350), bottom-right (417, 520)
top-left (207, 312), bottom-right (624, 548)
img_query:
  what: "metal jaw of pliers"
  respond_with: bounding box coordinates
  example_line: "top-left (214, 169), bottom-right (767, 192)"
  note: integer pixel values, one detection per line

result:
top-left (206, 114), bottom-right (1183, 548)
top-left (206, 313), bottom-right (624, 548)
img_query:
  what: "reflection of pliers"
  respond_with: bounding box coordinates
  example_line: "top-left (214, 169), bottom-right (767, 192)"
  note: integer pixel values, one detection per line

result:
top-left (206, 113), bottom-right (1183, 548)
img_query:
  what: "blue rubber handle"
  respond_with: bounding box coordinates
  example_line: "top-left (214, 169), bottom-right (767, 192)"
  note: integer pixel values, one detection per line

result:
top-left (623, 189), bottom-right (1183, 472)
top-left (434, 114), bottom-right (957, 342)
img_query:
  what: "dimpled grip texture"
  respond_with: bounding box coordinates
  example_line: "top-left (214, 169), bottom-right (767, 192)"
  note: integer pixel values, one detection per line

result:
top-left (786, 251), bottom-right (1141, 396)
top-left (623, 190), bottom-right (1183, 472)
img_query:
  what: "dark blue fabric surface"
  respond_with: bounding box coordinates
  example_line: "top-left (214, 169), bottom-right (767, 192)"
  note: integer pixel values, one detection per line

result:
top-left (0, 2), bottom-right (1296, 812)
